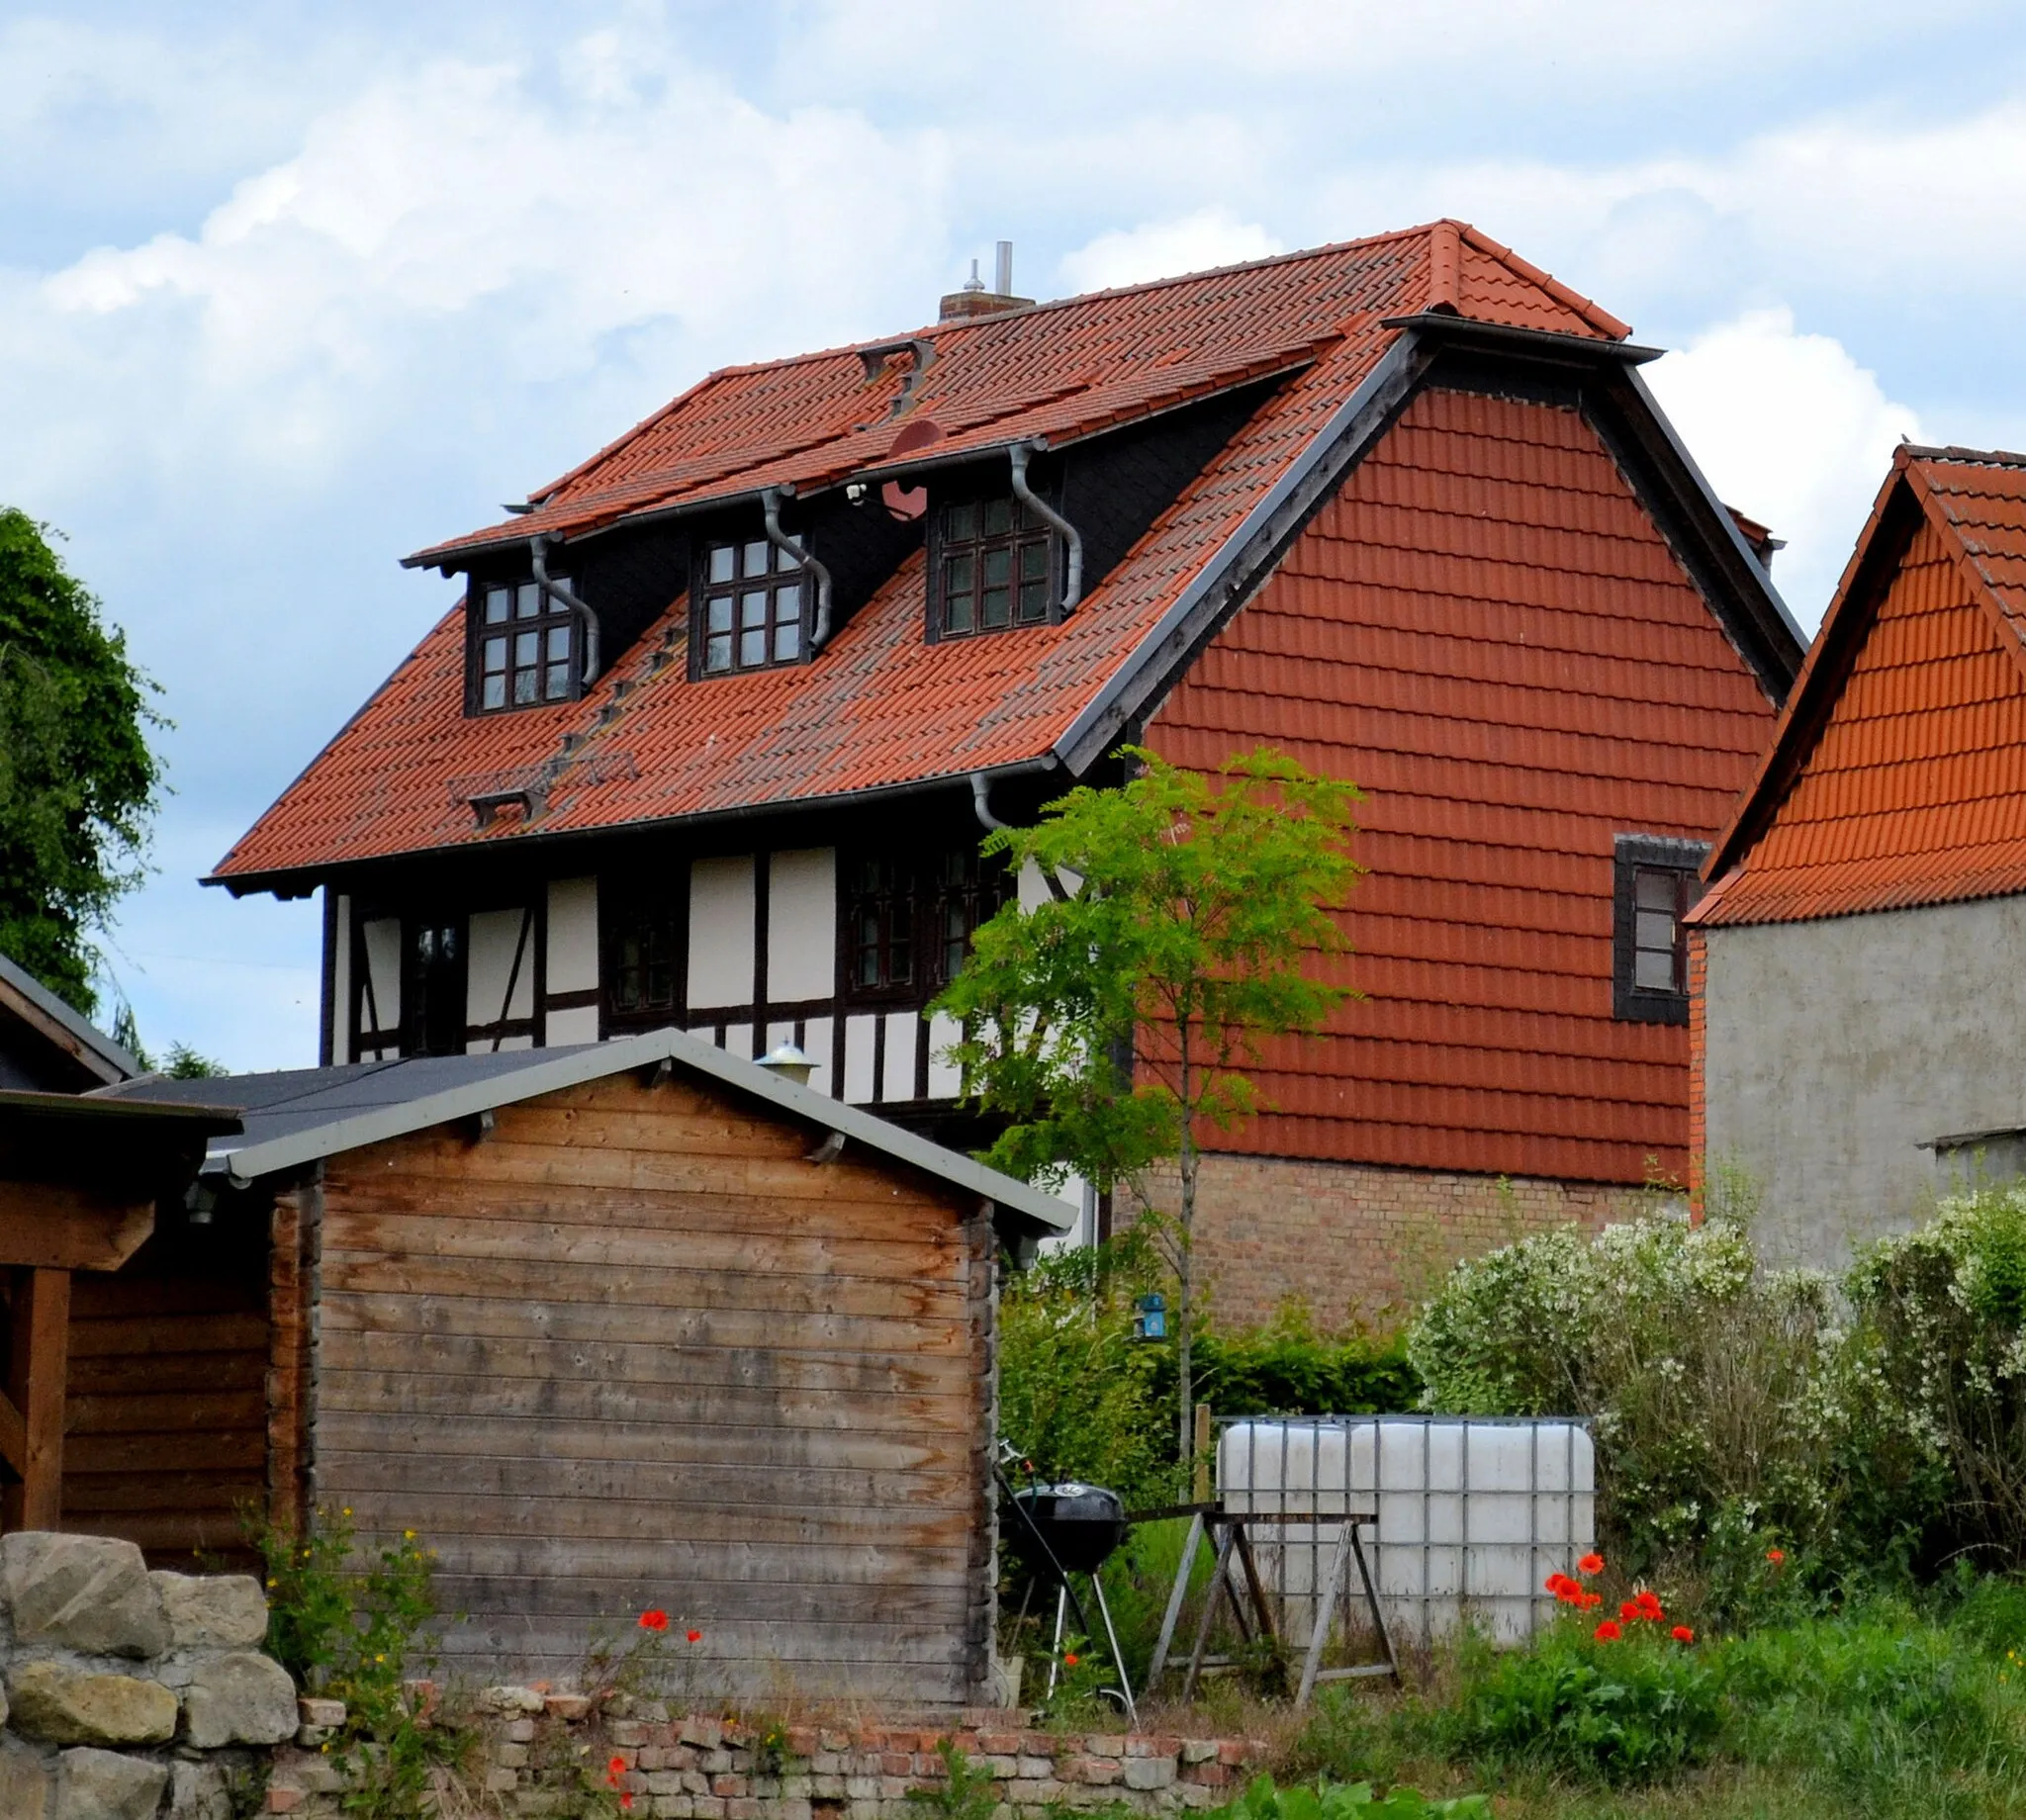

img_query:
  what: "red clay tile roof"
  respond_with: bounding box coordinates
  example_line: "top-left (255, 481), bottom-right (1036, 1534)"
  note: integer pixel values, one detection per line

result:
top-left (1151, 387), bottom-right (1779, 1184)
top-left (1695, 446), bottom-right (2026, 928)
top-left (214, 223), bottom-right (1630, 887)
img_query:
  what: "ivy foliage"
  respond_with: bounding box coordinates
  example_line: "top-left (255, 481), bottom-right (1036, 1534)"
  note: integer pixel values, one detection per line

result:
top-left (0, 508), bottom-right (160, 1014)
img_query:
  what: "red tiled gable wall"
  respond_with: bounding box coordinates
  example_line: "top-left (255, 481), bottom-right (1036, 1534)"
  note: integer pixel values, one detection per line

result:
top-left (1700, 458), bottom-right (2026, 929)
top-left (214, 226), bottom-right (1625, 884)
top-left (1146, 387), bottom-right (1779, 1186)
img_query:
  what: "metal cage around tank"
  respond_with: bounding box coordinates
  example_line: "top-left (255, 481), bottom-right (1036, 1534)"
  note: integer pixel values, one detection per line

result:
top-left (1215, 1414), bottom-right (1597, 1646)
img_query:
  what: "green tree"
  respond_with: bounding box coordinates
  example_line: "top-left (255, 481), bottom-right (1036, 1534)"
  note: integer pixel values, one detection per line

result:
top-left (0, 508), bottom-right (161, 1014)
top-left (935, 745), bottom-right (1363, 1458)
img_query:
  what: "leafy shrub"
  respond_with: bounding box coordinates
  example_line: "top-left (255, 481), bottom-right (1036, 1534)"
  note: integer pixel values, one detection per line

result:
top-left (252, 1505), bottom-right (459, 1818)
top-left (1447, 1614), bottom-right (1722, 1783)
top-left (1179, 1313), bottom-right (1417, 1418)
top-left (1217, 1772), bottom-right (1488, 1820)
top-left (1847, 1184), bottom-right (2026, 1569)
top-left (1409, 1209), bottom-right (1847, 1578)
top-left (996, 1230), bottom-right (1177, 1505)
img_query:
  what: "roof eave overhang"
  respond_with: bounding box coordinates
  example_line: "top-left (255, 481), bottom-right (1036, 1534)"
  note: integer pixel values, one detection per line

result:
top-left (202, 752), bottom-right (1064, 900)
top-left (200, 1026), bottom-right (1073, 1236)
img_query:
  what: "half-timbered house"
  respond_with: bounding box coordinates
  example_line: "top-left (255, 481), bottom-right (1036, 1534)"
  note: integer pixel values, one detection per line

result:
top-left (212, 223), bottom-right (1805, 1323)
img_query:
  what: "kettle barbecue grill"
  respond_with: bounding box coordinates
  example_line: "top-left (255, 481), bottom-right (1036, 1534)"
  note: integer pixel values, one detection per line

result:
top-left (1000, 1474), bottom-right (1136, 1721)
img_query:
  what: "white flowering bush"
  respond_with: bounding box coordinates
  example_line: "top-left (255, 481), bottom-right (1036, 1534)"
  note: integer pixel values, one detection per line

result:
top-left (1409, 1209), bottom-right (1892, 1589)
top-left (1846, 1183), bottom-right (2026, 1568)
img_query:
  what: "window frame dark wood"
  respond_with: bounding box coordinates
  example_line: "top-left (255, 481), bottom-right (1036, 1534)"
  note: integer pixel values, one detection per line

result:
top-left (927, 488), bottom-right (1061, 643)
top-left (1612, 835), bottom-right (1708, 1025)
top-left (468, 576), bottom-right (581, 715)
top-left (840, 843), bottom-right (1010, 1010)
top-left (601, 883), bottom-right (689, 1036)
top-left (690, 534), bottom-right (813, 679)
top-left (404, 912), bottom-right (468, 1056)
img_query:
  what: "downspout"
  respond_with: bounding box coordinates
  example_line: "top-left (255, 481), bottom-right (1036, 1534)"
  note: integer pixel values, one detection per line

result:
top-left (761, 486), bottom-right (837, 652)
top-left (969, 773), bottom-right (1008, 831)
top-left (530, 534), bottom-right (599, 685)
top-left (1010, 441), bottom-right (1082, 613)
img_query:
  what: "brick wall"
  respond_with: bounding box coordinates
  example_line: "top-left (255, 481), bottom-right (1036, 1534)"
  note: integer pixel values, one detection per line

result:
top-left (1126, 1153), bottom-right (1659, 1331)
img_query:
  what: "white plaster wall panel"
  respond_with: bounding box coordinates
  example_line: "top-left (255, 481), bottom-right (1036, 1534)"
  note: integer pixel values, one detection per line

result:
top-left (843, 1015), bottom-right (878, 1102)
top-left (1018, 860), bottom-right (1050, 912)
top-left (927, 1012), bottom-right (964, 1099)
top-left (330, 891), bottom-right (352, 1064)
top-left (360, 918), bottom-right (402, 1051)
top-left (546, 1005), bottom-right (599, 1046)
top-left (467, 1032), bottom-right (535, 1054)
top-left (881, 1012), bottom-right (918, 1103)
top-left (802, 1016), bottom-right (833, 1097)
top-left (1038, 1175), bottom-right (1094, 1256)
top-left (765, 1019), bottom-right (797, 1057)
top-left (767, 848), bottom-right (837, 1003)
top-left (688, 857), bottom-right (757, 1010)
top-left (467, 908), bottom-right (533, 1028)
top-left (723, 1023), bottom-right (754, 1059)
top-left (546, 876), bottom-right (600, 995)
top-left (1702, 891), bottom-right (2026, 1272)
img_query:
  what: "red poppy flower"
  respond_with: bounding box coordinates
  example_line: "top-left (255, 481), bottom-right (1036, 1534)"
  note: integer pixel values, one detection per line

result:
top-left (1063, 1652), bottom-right (1080, 1668)
top-left (1594, 1619), bottom-right (1622, 1642)
top-left (608, 1756), bottom-right (627, 1780)
top-left (1635, 1591), bottom-right (1664, 1619)
top-left (687, 1629), bottom-right (702, 1643)
top-left (1672, 1625), bottom-right (1695, 1644)
top-left (1582, 1592), bottom-right (1604, 1609)
top-left (639, 1609), bottom-right (669, 1632)
top-left (620, 1798), bottom-right (634, 1813)
top-left (1765, 1547), bottom-right (1786, 1565)
top-left (1619, 1600), bottom-right (1641, 1622)
top-left (1578, 1552), bottom-right (1605, 1576)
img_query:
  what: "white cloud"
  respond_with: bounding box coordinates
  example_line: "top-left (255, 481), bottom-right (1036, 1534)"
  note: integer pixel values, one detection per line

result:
top-left (1058, 210), bottom-right (1283, 294)
top-left (1644, 309), bottom-right (1922, 632)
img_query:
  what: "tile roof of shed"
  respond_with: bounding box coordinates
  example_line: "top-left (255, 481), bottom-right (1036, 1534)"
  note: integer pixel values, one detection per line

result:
top-left (1695, 446), bottom-right (2026, 928)
top-left (213, 223), bottom-right (1629, 888)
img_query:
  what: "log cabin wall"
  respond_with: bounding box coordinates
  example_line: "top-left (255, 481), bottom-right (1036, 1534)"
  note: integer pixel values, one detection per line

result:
top-left (59, 1208), bottom-right (275, 1566)
top-left (307, 1071), bottom-right (999, 1702)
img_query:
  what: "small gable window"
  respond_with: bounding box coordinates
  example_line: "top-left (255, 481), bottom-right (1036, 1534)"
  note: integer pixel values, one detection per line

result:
top-left (474, 580), bottom-right (578, 712)
top-left (1612, 835), bottom-right (1707, 1024)
top-left (697, 537), bottom-right (806, 675)
top-left (934, 496), bottom-right (1055, 638)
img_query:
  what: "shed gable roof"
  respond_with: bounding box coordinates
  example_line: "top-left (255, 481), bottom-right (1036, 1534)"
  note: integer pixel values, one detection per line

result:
top-left (1696, 446), bottom-right (2026, 928)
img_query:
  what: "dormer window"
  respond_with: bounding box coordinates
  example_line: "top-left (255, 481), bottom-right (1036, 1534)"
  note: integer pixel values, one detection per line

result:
top-left (696, 537), bottom-right (806, 675)
top-left (474, 579), bottom-right (578, 712)
top-left (933, 497), bottom-right (1056, 638)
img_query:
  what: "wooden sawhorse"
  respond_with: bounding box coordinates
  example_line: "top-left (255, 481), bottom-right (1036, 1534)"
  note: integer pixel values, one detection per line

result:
top-left (1136, 1502), bottom-right (1397, 1707)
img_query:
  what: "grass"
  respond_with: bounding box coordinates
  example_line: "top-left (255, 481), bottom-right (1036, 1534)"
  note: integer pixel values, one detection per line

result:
top-left (1260, 1589), bottom-right (2026, 1820)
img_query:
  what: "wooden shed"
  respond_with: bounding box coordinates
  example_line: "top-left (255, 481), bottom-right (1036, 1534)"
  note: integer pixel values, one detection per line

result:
top-left (103, 1031), bottom-right (1069, 1703)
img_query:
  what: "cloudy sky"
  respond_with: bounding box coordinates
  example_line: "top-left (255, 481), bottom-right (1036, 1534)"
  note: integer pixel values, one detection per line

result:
top-left (1, 0), bottom-right (2019, 1068)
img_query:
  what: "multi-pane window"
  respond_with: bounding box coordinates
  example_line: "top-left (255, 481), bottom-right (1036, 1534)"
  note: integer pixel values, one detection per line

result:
top-left (609, 903), bottom-right (681, 1023)
top-left (844, 846), bottom-right (1009, 1002)
top-left (475, 579), bottom-right (577, 711)
top-left (699, 538), bottom-right (805, 675)
top-left (936, 497), bottom-right (1054, 637)
top-left (848, 858), bottom-right (916, 996)
top-left (1612, 836), bottom-right (1707, 1024)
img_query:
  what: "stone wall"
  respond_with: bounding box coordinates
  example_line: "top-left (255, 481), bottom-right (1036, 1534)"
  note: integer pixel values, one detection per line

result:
top-left (1128, 1153), bottom-right (1656, 1329)
top-left (0, 1530), bottom-right (299, 1819)
top-left (267, 1691), bottom-right (1269, 1818)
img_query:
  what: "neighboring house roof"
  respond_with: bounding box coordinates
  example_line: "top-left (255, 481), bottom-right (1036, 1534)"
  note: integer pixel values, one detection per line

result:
top-left (0, 953), bottom-right (140, 1091)
top-left (214, 222), bottom-right (1798, 895)
top-left (102, 1026), bottom-right (1075, 1237)
top-left (1695, 445), bottom-right (2026, 929)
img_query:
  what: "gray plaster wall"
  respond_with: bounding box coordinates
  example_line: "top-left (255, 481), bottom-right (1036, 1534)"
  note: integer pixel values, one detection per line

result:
top-left (1703, 891), bottom-right (2026, 1271)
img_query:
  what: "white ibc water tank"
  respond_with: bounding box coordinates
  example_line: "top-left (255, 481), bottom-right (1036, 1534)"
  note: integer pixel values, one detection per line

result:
top-left (1217, 1416), bottom-right (1595, 1645)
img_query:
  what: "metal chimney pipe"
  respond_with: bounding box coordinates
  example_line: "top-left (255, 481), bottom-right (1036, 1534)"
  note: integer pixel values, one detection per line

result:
top-left (994, 240), bottom-right (1013, 297)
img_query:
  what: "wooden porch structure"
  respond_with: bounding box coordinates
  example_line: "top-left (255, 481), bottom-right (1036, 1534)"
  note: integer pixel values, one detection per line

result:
top-left (0, 1093), bottom-right (240, 1533)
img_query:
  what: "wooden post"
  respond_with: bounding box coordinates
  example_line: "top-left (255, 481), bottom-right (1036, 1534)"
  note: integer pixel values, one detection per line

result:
top-left (1192, 1401), bottom-right (1213, 1502)
top-left (2, 1268), bottom-right (70, 1533)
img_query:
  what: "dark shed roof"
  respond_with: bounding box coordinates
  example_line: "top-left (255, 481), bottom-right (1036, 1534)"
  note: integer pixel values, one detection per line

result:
top-left (104, 1027), bottom-right (1074, 1236)
top-left (0, 955), bottom-right (139, 1092)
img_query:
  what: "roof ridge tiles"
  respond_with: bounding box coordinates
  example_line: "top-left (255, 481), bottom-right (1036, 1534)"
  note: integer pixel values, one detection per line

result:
top-left (1905, 443), bottom-right (2026, 470)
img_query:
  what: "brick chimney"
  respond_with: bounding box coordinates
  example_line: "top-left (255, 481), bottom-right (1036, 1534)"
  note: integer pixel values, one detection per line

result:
top-left (940, 241), bottom-right (1033, 321)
